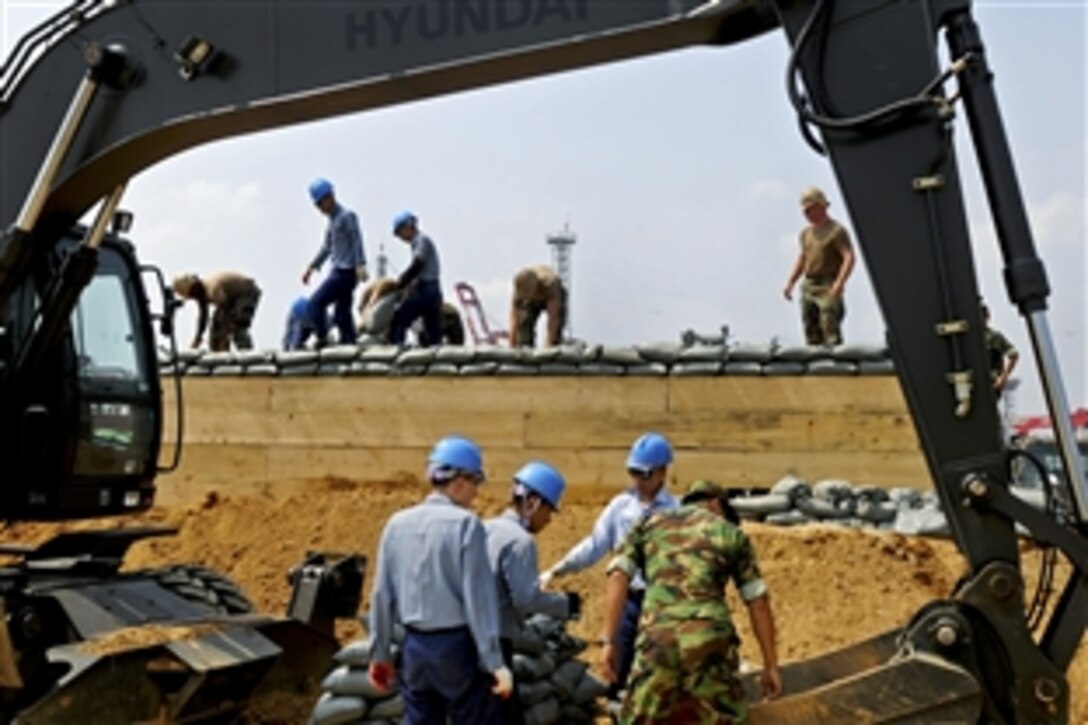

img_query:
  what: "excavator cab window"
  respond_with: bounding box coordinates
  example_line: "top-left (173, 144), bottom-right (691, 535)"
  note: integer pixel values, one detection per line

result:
top-left (69, 245), bottom-right (156, 480)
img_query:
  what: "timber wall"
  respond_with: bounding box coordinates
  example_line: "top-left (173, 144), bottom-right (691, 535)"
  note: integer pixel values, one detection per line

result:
top-left (160, 376), bottom-right (928, 501)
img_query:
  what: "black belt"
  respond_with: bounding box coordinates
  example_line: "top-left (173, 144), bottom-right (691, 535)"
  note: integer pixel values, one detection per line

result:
top-left (404, 624), bottom-right (467, 636)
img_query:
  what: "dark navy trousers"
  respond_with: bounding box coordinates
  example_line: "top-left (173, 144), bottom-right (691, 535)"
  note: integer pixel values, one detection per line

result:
top-left (309, 267), bottom-right (356, 345)
top-left (389, 279), bottom-right (442, 346)
top-left (608, 590), bottom-right (643, 699)
top-left (402, 626), bottom-right (501, 725)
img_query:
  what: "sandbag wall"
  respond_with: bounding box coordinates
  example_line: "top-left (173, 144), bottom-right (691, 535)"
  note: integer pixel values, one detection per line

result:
top-left (732, 474), bottom-right (1056, 538)
top-left (159, 342), bottom-right (930, 501)
top-left (311, 615), bottom-right (607, 725)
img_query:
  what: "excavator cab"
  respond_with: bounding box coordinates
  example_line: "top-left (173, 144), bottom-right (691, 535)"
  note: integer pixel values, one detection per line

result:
top-left (1, 229), bottom-right (165, 521)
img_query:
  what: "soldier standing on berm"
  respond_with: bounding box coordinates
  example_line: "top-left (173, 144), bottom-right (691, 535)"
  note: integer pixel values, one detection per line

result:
top-left (601, 480), bottom-right (782, 724)
top-left (782, 186), bottom-right (855, 346)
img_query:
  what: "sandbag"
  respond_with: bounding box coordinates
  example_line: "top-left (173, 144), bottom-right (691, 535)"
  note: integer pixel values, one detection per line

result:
top-left (726, 342), bottom-right (774, 363)
top-left (578, 363), bottom-right (625, 376)
top-left (571, 669), bottom-right (609, 704)
top-left (496, 364), bottom-right (538, 376)
top-left (211, 365), bottom-right (245, 376)
top-left (317, 362), bottom-right (349, 376)
top-left (598, 346), bottom-right (644, 365)
top-left (723, 361), bottom-right (763, 376)
top-left (677, 345), bottom-right (726, 362)
top-left (275, 350), bottom-right (319, 366)
top-left (856, 500), bottom-right (898, 524)
top-left (525, 695), bottom-right (561, 725)
top-left (635, 341), bottom-right (682, 363)
top-left (806, 359), bottom-right (857, 376)
top-left (770, 475), bottom-right (811, 502)
top-left (390, 364), bottom-right (427, 376)
top-left (333, 639), bottom-right (372, 667)
top-left (762, 361), bottom-right (805, 376)
top-left (474, 345), bottom-right (520, 363)
top-left (185, 366), bottom-right (212, 376)
top-left (434, 345), bottom-right (475, 363)
top-left (832, 343), bottom-right (889, 362)
top-left (797, 496), bottom-right (852, 519)
top-left (367, 694), bottom-right (405, 720)
top-left (349, 361), bottom-right (391, 376)
top-left (321, 665), bottom-right (390, 700)
top-left (670, 362), bottom-right (722, 376)
top-left (279, 364), bottom-right (319, 376)
top-left (201, 351), bottom-right (237, 366)
top-left (236, 350), bottom-right (273, 365)
top-left (176, 349), bottom-right (204, 364)
top-left (459, 362), bottom-right (499, 376)
top-left (244, 363), bottom-right (279, 376)
top-left (309, 693), bottom-right (367, 725)
top-left (625, 363), bottom-right (668, 376)
top-left (765, 510), bottom-right (812, 526)
top-left (538, 363), bottom-right (579, 376)
top-left (396, 348), bottom-right (436, 366)
top-left (517, 678), bottom-right (555, 706)
top-left (549, 659), bottom-right (588, 700)
top-left (731, 494), bottom-right (792, 519)
top-left (510, 627), bottom-right (547, 656)
top-left (319, 345), bottom-right (361, 362)
top-left (360, 294), bottom-right (398, 335)
top-left (513, 652), bottom-right (556, 681)
top-left (360, 345), bottom-right (401, 362)
top-left (425, 363), bottom-right (459, 376)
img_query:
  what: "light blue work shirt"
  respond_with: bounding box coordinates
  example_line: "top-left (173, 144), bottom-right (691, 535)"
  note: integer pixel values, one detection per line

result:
top-left (485, 510), bottom-right (571, 639)
top-left (311, 203), bottom-right (366, 271)
top-left (551, 486), bottom-right (679, 589)
top-left (369, 492), bottom-right (503, 672)
top-left (409, 233), bottom-right (440, 282)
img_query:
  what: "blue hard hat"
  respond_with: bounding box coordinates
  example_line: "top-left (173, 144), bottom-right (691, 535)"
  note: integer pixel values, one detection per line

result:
top-left (626, 432), bottom-right (673, 471)
top-left (514, 461), bottom-right (566, 510)
top-left (309, 178), bottom-right (334, 203)
top-left (392, 210), bottom-right (417, 233)
top-left (290, 296), bottom-right (310, 320)
top-left (428, 436), bottom-right (484, 478)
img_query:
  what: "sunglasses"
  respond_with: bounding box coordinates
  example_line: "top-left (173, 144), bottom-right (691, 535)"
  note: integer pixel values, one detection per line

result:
top-left (627, 468), bottom-right (654, 481)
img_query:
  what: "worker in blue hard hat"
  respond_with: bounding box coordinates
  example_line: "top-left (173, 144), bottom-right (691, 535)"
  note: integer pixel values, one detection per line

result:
top-left (539, 432), bottom-right (679, 699)
top-left (282, 295), bottom-right (315, 350)
top-left (369, 436), bottom-right (511, 724)
top-left (388, 210), bottom-right (444, 347)
top-left (301, 178), bottom-right (368, 347)
top-left (485, 461), bottom-right (581, 725)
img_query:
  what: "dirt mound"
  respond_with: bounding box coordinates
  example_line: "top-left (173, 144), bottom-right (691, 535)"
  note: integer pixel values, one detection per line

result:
top-left (2, 477), bottom-right (1084, 722)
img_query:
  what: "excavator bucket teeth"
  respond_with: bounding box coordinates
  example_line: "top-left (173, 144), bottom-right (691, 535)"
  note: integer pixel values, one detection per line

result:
top-left (747, 651), bottom-right (982, 724)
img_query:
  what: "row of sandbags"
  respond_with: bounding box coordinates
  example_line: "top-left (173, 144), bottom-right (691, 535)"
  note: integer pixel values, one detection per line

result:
top-left (731, 475), bottom-right (1051, 537)
top-left (310, 615), bottom-right (607, 725)
top-left (161, 342), bottom-right (896, 378)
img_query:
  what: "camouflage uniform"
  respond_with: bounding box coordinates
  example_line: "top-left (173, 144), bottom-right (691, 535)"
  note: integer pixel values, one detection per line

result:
top-left (607, 496), bottom-right (768, 724)
top-left (984, 326), bottom-right (1017, 383)
top-left (798, 220), bottom-right (851, 346)
top-left (512, 266), bottom-right (567, 347)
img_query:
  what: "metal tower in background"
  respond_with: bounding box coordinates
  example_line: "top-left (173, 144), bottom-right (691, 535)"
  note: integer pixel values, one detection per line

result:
top-left (546, 224), bottom-right (576, 341)
top-left (376, 243), bottom-right (389, 278)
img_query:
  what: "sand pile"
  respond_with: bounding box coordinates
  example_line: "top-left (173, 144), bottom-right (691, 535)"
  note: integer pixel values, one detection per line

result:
top-left (2, 476), bottom-right (1083, 722)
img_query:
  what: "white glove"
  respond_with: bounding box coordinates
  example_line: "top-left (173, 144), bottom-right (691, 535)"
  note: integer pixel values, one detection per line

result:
top-left (356, 265), bottom-right (370, 284)
top-left (538, 568), bottom-right (556, 589)
top-left (491, 666), bottom-right (514, 699)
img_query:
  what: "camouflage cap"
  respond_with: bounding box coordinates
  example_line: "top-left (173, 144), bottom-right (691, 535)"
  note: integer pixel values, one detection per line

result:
top-left (800, 186), bottom-right (829, 209)
top-left (682, 479), bottom-right (729, 504)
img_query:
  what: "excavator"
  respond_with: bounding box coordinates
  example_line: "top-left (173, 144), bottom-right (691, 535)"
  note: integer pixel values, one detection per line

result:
top-left (0, 0), bottom-right (1084, 721)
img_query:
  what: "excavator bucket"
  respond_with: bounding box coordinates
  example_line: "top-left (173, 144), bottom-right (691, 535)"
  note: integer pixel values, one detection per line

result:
top-left (745, 629), bottom-right (983, 723)
top-left (0, 530), bottom-right (364, 723)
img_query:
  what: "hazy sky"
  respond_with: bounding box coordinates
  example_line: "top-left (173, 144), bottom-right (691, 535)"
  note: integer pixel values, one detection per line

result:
top-left (3, 1), bottom-right (1085, 417)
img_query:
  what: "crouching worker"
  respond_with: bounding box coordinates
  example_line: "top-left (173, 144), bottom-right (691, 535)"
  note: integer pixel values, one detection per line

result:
top-left (485, 462), bottom-right (581, 725)
top-left (368, 436), bottom-right (513, 724)
top-left (602, 479), bottom-right (782, 724)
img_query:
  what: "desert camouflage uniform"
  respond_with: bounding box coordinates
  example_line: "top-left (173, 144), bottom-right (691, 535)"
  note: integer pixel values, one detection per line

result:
top-left (512, 266), bottom-right (567, 347)
top-left (607, 504), bottom-right (767, 724)
top-left (798, 220), bottom-right (851, 346)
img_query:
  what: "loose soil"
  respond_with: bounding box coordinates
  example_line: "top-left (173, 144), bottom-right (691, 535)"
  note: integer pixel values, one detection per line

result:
top-left (2, 476), bottom-right (1084, 723)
